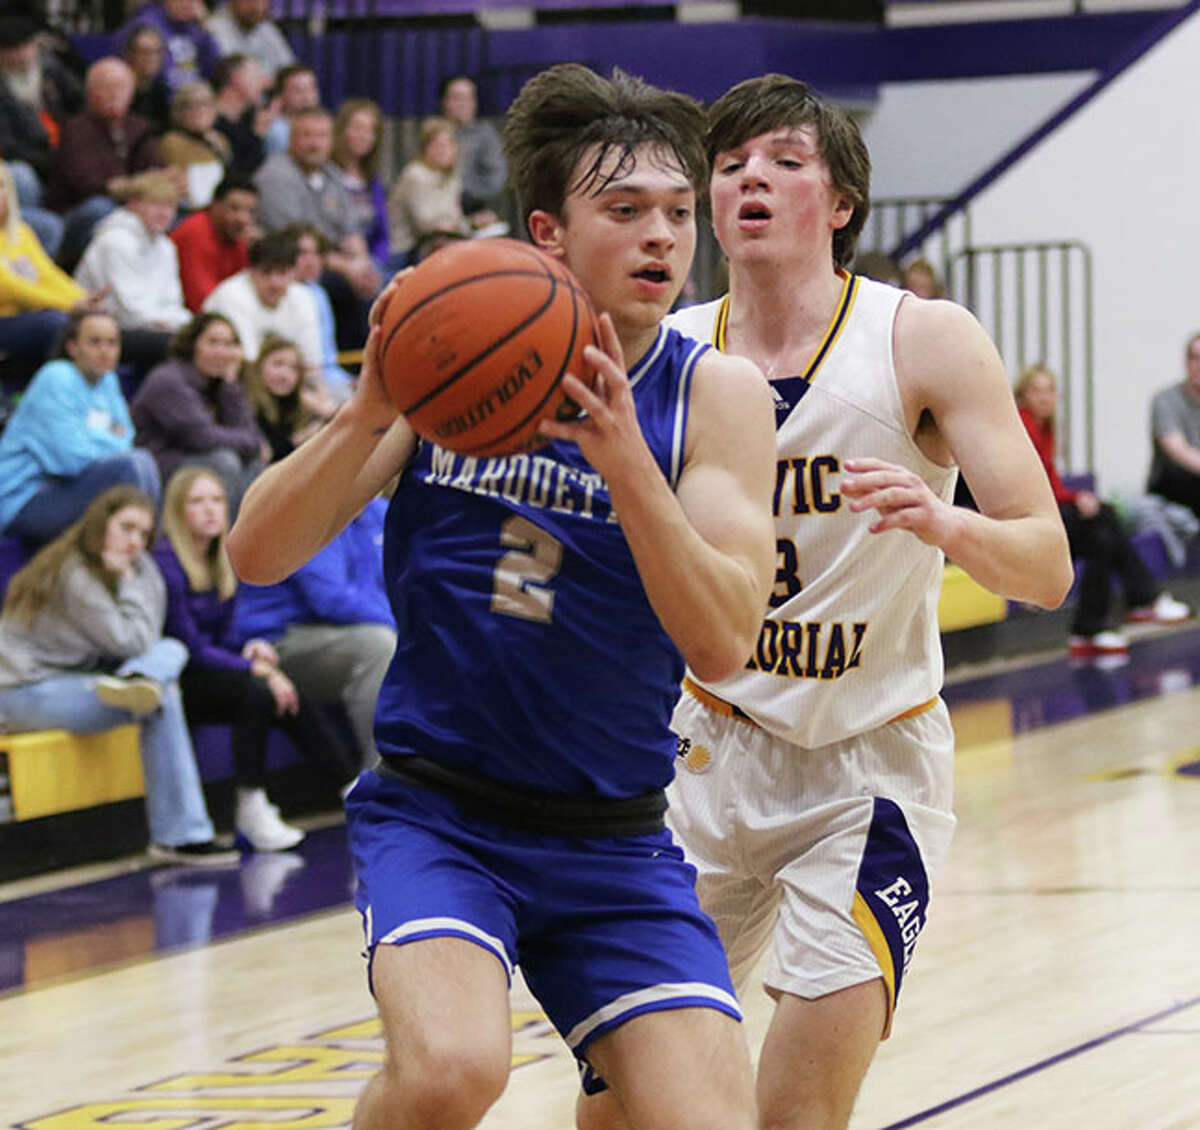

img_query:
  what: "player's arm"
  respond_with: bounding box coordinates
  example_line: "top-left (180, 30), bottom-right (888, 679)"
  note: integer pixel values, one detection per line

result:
top-left (539, 317), bottom-right (776, 682)
top-left (228, 321), bottom-right (417, 584)
top-left (842, 298), bottom-right (1071, 609)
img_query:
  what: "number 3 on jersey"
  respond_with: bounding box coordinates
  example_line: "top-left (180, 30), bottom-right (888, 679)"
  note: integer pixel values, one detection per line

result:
top-left (491, 514), bottom-right (563, 623)
top-left (773, 537), bottom-right (802, 607)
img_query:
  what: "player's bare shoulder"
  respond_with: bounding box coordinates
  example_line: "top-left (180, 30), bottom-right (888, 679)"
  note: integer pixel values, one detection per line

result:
top-left (894, 292), bottom-right (1009, 411)
top-left (687, 347), bottom-right (775, 452)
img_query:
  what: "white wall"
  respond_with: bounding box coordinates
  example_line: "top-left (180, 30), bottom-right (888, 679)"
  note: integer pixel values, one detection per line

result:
top-left (961, 11), bottom-right (1200, 497)
top-left (861, 73), bottom-right (1094, 198)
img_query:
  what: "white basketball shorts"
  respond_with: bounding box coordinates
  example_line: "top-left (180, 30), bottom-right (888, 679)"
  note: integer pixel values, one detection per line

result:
top-left (668, 687), bottom-right (957, 1035)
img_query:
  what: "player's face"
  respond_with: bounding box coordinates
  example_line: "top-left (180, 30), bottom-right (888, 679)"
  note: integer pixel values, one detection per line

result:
top-left (710, 126), bottom-right (852, 265)
top-left (550, 144), bottom-right (696, 339)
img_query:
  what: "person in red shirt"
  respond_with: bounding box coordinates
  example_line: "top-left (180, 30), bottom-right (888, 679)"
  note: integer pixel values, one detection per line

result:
top-left (1017, 363), bottom-right (1189, 655)
top-left (169, 171), bottom-right (258, 311)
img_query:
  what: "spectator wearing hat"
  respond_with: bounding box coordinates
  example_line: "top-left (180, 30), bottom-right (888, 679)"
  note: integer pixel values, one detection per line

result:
top-left (74, 170), bottom-right (190, 375)
top-left (0, 12), bottom-right (82, 196)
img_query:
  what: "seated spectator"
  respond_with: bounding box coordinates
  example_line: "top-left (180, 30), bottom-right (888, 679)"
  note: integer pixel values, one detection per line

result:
top-left (0, 159), bottom-right (97, 385)
top-left (48, 56), bottom-right (164, 272)
top-left (261, 63), bottom-right (318, 158)
top-left (439, 74), bottom-right (507, 221)
top-left (387, 116), bottom-right (470, 268)
top-left (283, 220), bottom-right (353, 400)
top-left (0, 12), bottom-right (82, 199)
top-left (201, 229), bottom-right (322, 377)
top-left (0, 311), bottom-right (160, 545)
top-left (74, 170), bottom-right (190, 374)
top-left (131, 312), bottom-right (265, 513)
top-left (170, 170), bottom-right (257, 312)
top-left (330, 97), bottom-right (388, 268)
top-left (1017, 363), bottom-right (1189, 657)
top-left (117, 0), bottom-right (220, 94)
top-left (0, 485), bottom-right (236, 866)
top-left (1148, 332), bottom-right (1200, 519)
top-left (253, 106), bottom-right (378, 346)
top-left (240, 333), bottom-right (323, 462)
top-left (902, 256), bottom-right (945, 299)
top-left (236, 494), bottom-right (395, 769)
top-left (212, 52), bottom-right (272, 176)
top-left (122, 23), bottom-right (170, 135)
top-left (853, 249), bottom-right (902, 286)
top-left (206, 0), bottom-right (295, 83)
top-left (155, 466), bottom-right (356, 851)
top-left (159, 80), bottom-right (230, 210)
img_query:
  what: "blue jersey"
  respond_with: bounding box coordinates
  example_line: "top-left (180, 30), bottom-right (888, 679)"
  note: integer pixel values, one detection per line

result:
top-left (376, 326), bottom-right (708, 798)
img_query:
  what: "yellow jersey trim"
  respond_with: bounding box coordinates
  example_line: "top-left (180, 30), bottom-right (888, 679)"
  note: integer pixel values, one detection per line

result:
top-left (712, 271), bottom-right (859, 389)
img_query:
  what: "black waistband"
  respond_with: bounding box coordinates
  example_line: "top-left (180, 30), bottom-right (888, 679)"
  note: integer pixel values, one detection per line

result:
top-left (374, 755), bottom-right (667, 837)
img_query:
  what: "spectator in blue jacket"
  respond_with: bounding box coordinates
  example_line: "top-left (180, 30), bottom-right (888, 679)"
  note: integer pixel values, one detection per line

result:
top-left (235, 495), bottom-right (394, 768)
top-left (0, 312), bottom-right (160, 545)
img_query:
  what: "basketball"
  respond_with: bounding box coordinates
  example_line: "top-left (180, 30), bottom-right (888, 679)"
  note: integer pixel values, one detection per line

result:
top-left (378, 238), bottom-right (599, 458)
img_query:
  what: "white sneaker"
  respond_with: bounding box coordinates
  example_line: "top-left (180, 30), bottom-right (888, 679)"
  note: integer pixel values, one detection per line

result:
top-left (235, 788), bottom-right (305, 852)
top-left (1068, 630), bottom-right (1128, 656)
top-left (1126, 593), bottom-right (1191, 624)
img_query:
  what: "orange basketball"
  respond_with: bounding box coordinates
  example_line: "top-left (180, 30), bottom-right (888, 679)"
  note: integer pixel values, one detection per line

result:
top-left (379, 238), bottom-right (599, 458)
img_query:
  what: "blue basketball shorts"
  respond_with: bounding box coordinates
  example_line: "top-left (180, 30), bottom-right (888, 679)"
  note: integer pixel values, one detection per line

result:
top-left (345, 768), bottom-right (742, 1093)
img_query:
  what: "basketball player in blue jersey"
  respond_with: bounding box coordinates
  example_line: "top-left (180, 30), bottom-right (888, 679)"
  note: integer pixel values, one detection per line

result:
top-left (228, 64), bottom-right (776, 1130)
top-left (578, 75), bottom-right (1073, 1130)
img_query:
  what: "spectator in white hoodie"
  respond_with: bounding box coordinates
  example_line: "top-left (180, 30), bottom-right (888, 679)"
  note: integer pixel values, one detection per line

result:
top-left (74, 170), bottom-right (191, 377)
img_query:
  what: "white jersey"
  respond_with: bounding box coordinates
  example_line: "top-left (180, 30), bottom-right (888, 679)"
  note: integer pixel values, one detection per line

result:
top-left (667, 274), bottom-right (957, 748)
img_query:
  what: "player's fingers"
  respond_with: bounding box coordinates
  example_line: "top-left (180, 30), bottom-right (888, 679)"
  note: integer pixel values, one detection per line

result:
top-left (368, 270), bottom-right (412, 329)
top-left (583, 341), bottom-right (628, 388)
top-left (595, 312), bottom-right (626, 371)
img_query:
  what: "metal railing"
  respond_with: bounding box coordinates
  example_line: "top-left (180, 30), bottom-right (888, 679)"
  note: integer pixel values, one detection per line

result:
top-left (950, 240), bottom-right (1094, 475)
top-left (859, 195), bottom-right (970, 288)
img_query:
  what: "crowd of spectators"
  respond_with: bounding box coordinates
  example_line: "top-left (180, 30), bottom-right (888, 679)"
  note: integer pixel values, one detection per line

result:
top-left (1, 2), bottom-right (493, 867)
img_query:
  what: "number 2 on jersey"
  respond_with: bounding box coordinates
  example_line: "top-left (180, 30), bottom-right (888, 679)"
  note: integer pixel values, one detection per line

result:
top-left (491, 514), bottom-right (563, 623)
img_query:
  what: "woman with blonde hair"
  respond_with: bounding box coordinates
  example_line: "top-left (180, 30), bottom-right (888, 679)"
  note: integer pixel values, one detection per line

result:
top-left (331, 97), bottom-right (389, 268)
top-left (154, 466), bottom-right (355, 851)
top-left (386, 115), bottom-right (469, 267)
top-left (0, 485), bottom-right (234, 865)
top-left (0, 159), bottom-right (98, 383)
top-left (1016, 363), bottom-right (1188, 655)
top-left (160, 80), bottom-right (231, 210)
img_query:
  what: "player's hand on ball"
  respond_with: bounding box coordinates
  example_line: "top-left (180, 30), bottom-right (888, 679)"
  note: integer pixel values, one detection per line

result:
top-left (536, 313), bottom-right (649, 474)
top-left (842, 457), bottom-right (955, 547)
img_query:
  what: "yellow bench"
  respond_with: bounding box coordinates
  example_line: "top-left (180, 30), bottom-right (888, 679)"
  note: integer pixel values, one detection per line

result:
top-left (937, 564), bottom-right (1008, 633)
top-left (0, 726), bottom-right (143, 822)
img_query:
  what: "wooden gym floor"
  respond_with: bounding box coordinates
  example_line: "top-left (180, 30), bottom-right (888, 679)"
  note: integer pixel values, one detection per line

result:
top-left (3, 622), bottom-right (1199, 1129)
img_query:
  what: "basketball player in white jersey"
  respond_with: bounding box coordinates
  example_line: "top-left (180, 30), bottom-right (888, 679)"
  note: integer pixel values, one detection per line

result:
top-left (579, 74), bottom-right (1072, 1130)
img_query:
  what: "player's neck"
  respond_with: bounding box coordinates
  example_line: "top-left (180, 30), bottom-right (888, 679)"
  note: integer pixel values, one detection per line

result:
top-left (725, 258), bottom-right (845, 376)
top-left (617, 323), bottom-right (662, 372)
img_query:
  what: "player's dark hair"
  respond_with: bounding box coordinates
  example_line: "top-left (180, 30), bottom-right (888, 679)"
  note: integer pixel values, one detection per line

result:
top-left (706, 74), bottom-right (870, 270)
top-left (502, 64), bottom-right (707, 236)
